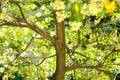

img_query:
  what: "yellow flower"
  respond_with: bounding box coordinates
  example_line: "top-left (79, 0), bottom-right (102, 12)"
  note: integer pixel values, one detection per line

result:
top-left (104, 0), bottom-right (116, 13)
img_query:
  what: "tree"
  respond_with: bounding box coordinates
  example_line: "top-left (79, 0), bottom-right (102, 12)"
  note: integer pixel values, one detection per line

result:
top-left (0, 0), bottom-right (120, 80)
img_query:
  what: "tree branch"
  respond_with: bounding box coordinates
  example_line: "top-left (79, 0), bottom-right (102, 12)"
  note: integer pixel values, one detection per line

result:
top-left (101, 48), bottom-right (120, 65)
top-left (65, 64), bottom-right (113, 80)
top-left (0, 21), bottom-right (55, 43)
top-left (71, 39), bottom-right (98, 53)
top-left (29, 24), bottom-right (55, 43)
top-left (0, 20), bottom-right (28, 27)
top-left (65, 64), bottom-right (99, 71)
top-left (0, 1), bottom-right (55, 43)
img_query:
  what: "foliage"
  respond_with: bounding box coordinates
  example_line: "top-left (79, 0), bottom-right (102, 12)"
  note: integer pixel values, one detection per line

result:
top-left (0, 0), bottom-right (120, 80)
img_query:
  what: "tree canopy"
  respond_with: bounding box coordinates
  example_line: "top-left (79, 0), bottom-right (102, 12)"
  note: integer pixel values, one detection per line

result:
top-left (0, 0), bottom-right (120, 80)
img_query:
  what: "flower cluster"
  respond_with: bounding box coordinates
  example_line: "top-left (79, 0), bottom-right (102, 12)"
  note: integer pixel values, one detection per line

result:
top-left (52, 0), bottom-right (68, 22)
top-left (56, 11), bottom-right (69, 23)
top-left (52, 0), bottom-right (65, 10)
top-left (69, 21), bottom-right (83, 31)
top-left (81, 0), bottom-right (104, 16)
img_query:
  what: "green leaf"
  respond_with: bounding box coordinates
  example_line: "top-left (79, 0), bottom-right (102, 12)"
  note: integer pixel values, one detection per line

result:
top-left (14, 71), bottom-right (23, 80)
top-left (0, 64), bottom-right (3, 67)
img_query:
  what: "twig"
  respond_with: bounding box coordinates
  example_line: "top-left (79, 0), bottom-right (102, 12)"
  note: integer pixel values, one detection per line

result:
top-left (72, 30), bottom-right (80, 52)
top-left (65, 45), bottom-right (74, 61)
top-left (102, 48), bottom-right (120, 65)
top-left (37, 58), bottom-right (45, 66)
top-left (9, 0), bottom-right (27, 23)
top-left (74, 52), bottom-right (99, 63)
top-left (103, 63), bottom-right (120, 66)
top-left (66, 45), bottom-right (78, 63)
top-left (9, 36), bottom-right (34, 64)
top-left (80, 39), bottom-right (98, 44)
top-left (96, 68), bottom-right (113, 80)
top-left (33, 34), bottom-right (44, 39)
top-left (0, 36), bottom-right (34, 65)
top-left (71, 40), bottom-right (97, 54)
top-left (36, 54), bottom-right (56, 66)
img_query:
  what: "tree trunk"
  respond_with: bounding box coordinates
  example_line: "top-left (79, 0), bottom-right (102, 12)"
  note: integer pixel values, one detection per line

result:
top-left (50, 21), bottom-right (65, 80)
top-left (55, 21), bottom-right (65, 80)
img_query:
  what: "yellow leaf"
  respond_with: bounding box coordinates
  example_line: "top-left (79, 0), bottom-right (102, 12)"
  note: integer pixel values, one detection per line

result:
top-left (104, 0), bottom-right (116, 13)
top-left (116, 13), bottom-right (120, 18)
top-left (95, 17), bottom-right (102, 24)
top-left (75, 3), bottom-right (79, 15)
top-left (110, 15), bottom-right (115, 21)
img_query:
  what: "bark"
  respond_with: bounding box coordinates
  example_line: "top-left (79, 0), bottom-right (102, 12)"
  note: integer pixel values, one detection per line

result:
top-left (0, 0), bottom-right (1, 13)
top-left (50, 21), bottom-right (65, 80)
